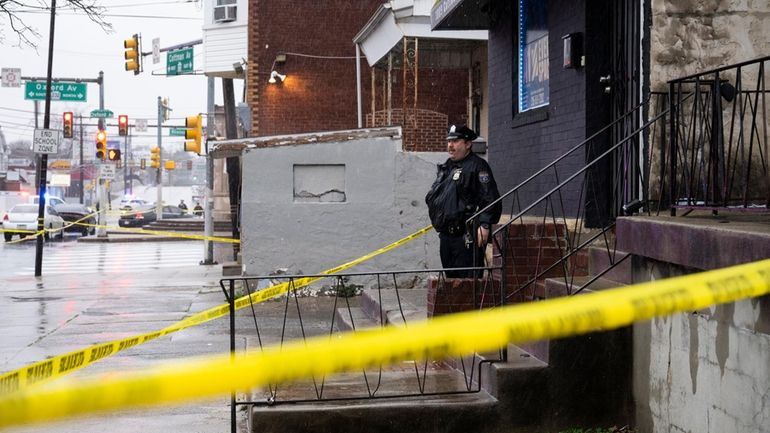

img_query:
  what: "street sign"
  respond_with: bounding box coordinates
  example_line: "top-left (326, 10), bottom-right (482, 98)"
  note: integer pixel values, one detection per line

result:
top-left (152, 38), bottom-right (161, 64)
top-left (1, 68), bottom-right (21, 87)
top-left (24, 81), bottom-right (87, 102)
top-left (100, 164), bottom-right (116, 180)
top-left (166, 47), bottom-right (194, 75)
top-left (33, 129), bottom-right (62, 154)
top-left (169, 127), bottom-right (187, 136)
top-left (90, 109), bottom-right (114, 118)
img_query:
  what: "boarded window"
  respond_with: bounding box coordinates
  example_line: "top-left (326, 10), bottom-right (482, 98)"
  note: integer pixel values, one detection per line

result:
top-left (293, 164), bottom-right (346, 203)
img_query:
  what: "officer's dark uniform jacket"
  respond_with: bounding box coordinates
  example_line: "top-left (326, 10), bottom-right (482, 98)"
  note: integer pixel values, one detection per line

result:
top-left (425, 152), bottom-right (502, 236)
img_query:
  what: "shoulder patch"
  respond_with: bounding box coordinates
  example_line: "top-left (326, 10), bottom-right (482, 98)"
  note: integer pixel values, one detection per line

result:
top-left (479, 171), bottom-right (490, 184)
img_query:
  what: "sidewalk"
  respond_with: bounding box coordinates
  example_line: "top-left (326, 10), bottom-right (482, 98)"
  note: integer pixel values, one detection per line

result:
top-left (1, 248), bottom-right (247, 432)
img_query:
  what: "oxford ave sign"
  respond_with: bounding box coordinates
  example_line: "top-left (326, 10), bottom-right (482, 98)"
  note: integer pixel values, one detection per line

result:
top-left (25, 81), bottom-right (87, 102)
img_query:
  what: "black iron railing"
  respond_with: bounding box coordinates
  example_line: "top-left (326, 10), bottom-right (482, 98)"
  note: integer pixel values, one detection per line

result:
top-left (220, 266), bottom-right (501, 430)
top-left (668, 55), bottom-right (770, 212)
top-left (467, 92), bottom-right (676, 300)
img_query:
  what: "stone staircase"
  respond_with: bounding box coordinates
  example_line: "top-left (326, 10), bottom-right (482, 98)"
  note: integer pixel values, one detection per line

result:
top-left (247, 245), bottom-right (635, 433)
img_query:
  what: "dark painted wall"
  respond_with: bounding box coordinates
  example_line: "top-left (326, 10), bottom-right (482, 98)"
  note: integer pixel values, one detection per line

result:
top-left (488, 0), bottom-right (600, 219)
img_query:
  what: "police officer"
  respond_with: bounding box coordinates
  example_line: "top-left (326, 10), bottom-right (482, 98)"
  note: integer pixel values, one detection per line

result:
top-left (426, 124), bottom-right (502, 278)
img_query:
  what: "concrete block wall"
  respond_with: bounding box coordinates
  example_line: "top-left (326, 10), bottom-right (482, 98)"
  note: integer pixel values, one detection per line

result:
top-left (239, 128), bottom-right (445, 280)
top-left (617, 215), bottom-right (770, 433)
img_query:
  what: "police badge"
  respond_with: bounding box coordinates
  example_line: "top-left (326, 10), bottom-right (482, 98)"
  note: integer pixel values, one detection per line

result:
top-left (479, 171), bottom-right (490, 183)
top-left (452, 169), bottom-right (462, 181)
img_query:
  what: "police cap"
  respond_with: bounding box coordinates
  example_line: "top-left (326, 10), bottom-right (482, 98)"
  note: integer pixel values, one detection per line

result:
top-left (446, 124), bottom-right (478, 141)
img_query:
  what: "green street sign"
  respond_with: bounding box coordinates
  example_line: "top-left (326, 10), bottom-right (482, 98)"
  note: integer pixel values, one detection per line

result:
top-left (24, 81), bottom-right (87, 102)
top-left (167, 47), bottom-right (194, 75)
top-left (169, 127), bottom-right (187, 136)
top-left (90, 109), bottom-right (114, 118)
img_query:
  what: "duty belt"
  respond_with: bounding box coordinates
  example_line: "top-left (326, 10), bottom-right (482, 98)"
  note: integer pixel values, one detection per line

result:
top-left (445, 223), bottom-right (465, 236)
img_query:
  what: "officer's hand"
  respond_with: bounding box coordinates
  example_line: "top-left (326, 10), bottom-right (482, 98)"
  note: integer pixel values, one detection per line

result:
top-left (477, 225), bottom-right (489, 248)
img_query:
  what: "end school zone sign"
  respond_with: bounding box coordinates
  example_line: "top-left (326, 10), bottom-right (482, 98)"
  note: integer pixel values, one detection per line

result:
top-left (33, 129), bottom-right (62, 155)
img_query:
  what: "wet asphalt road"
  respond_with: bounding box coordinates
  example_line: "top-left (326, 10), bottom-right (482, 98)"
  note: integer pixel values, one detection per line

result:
top-left (0, 235), bottom-right (249, 433)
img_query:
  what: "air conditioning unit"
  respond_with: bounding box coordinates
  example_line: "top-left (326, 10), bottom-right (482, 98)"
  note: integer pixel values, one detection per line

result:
top-left (213, 5), bottom-right (237, 23)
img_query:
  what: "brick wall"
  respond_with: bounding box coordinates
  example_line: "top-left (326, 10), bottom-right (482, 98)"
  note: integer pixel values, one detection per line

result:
top-left (247, 0), bottom-right (381, 137)
top-left (426, 277), bottom-right (504, 317)
top-left (491, 221), bottom-right (588, 303)
top-left (366, 109), bottom-right (448, 152)
top-left (246, 1), bottom-right (470, 141)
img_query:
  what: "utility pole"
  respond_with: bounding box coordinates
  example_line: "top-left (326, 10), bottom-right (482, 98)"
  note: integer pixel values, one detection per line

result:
top-left (202, 77), bottom-right (216, 265)
top-left (33, 0), bottom-right (58, 277)
top-left (156, 96), bottom-right (165, 220)
top-left (79, 114), bottom-right (84, 204)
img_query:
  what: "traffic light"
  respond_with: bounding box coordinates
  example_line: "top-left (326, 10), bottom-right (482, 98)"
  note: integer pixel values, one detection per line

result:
top-left (95, 130), bottom-right (107, 160)
top-left (118, 114), bottom-right (128, 136)
top-left (184, 114), bottom-right (203, 154)
top-left (62, 112), bottom-right (73, 138)
top-left (150, 146), bottom-right (160, 168)
top-left (107, 148), bottom-right (121, 161)
top-left (124, 34), bottom-right (141, 75)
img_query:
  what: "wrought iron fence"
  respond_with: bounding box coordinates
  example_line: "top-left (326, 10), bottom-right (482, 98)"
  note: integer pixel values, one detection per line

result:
top-left (220, 266), bottom-right (502, 417)
top-left (468, 93), bottom-right (676, 301)
top-left (668, 55), bottom-right (770, 212)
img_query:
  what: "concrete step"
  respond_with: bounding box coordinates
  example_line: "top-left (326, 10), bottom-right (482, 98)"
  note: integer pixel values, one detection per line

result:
top-left (586, 245), bottom-right (632, 285)
top-left (334, 305), bottom-right (381, 332)
top-left (544, 275), bottom-right (624, 298)
top-left (359, 288), bottom-right (427, 326)
top-left (248, 369), bottom-right (500, 433)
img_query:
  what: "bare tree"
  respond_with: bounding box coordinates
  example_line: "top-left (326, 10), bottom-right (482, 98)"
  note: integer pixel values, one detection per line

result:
top-left (0, 0), bottom-right (111, 49)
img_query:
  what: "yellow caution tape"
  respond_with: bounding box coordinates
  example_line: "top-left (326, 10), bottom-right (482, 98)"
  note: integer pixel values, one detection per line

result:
top-left (0, 225), bottom-right (433, 395)
top-left (0, 257), bottom-right (768, 428)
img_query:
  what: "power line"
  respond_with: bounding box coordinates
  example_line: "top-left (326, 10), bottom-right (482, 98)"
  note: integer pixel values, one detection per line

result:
top-left (17, 10), bottom-right (201, 20)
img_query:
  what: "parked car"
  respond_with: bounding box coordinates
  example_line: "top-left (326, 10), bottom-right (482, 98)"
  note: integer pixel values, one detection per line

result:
top-left (118, 205), bottom-right (192, 227)
top-left (28, 195), bottom-right (66, 207)
top-left (2, 203), bottom-right (65, 242)
top-left (119, 198), bottom-right (150, 210)
top-left (54, 203), bottom-right (97, 236)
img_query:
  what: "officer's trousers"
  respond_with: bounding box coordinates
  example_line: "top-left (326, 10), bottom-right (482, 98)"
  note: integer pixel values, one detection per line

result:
top-left (438, 232), bottom-right (485, 278)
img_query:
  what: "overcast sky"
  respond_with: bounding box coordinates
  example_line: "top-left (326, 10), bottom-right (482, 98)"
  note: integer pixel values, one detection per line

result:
top-left (0, 0), bottom-right (239, 153)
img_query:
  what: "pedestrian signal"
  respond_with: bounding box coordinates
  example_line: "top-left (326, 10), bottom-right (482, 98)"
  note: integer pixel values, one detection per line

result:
top-left (107, 148), bottom-right (121, 161)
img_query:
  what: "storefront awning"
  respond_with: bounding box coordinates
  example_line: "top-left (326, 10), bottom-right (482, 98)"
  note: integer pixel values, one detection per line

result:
top-left (430, 0), bottom-right (490, 31)
top-left (354, 0), bottom-right (487, 67)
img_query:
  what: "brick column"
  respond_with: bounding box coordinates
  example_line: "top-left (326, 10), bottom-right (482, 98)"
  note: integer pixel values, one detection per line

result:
top-left (426, 277), bottom-right (503, 318)
top-left (492, 221), bottom-right (588, 303)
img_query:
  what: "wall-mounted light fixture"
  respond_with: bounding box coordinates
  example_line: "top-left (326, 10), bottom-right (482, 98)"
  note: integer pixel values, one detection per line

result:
top-left (268, 53), bottom-right (287, 83)
top-left (268, 70), bottom-right (286, 83)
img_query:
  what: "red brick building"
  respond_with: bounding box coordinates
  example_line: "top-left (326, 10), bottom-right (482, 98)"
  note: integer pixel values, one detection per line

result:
top-left (245, 0), bottom-right (482, 151)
